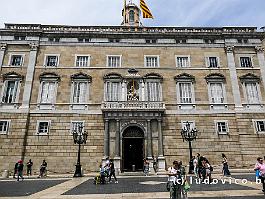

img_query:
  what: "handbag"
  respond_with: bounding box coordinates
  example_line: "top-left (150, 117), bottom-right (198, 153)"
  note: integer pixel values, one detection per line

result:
top-left (255, 170), bottom-right (260, 177)
top-left (166, 181), bottom-right (171, 191)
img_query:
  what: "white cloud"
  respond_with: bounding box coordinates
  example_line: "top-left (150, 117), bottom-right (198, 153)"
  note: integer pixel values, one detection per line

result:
top-left (0, 0), bottom-right (264, 28)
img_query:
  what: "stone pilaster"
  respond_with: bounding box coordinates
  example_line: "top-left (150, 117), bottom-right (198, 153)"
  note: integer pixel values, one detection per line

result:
top-left (225, 46), bottom-right (243, 109)
top-left (255, 46), bottom-right (265, 94)
top-left (146, 119), bottom-right (152, 159)
top-left (20, 43), bottom-right (39, 109)
top-left (103, 119), bottom-right (110, 158)
top-left (115, 119), bottom-right (120, 157)
top-left (157, 119), bottom-right (166, 171)
top-left (0, 43), bottom-right (7, 70)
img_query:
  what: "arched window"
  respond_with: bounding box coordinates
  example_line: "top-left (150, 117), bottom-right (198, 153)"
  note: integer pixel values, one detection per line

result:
top-left (38, 72), bottom-right (60, 110)
top-left (1, 72), bottom-right (23, 105)
top-left (129, 10), bottom-right (134, 22)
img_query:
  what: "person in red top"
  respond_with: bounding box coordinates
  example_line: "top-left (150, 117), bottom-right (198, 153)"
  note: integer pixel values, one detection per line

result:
top-left (254, 157), bottom-right (265, 194)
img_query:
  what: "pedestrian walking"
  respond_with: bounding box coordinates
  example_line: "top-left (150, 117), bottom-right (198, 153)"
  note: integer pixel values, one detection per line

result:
top-left (192, 156), bottom-right (198, 178)
top-left (17, 160), bottom-right (24, 181)
top-left (222, 153), bottom-right (231, 176)
top-left (104, 157), bottom-right (110, 178)
top-left (99, 164), bottom-right (106, 184)
top-left (197, 153), bottom-right (203, 178)
top-left (143, 158), bottom-right (149, 176)
top-left (108, 159), bottom-right (118, 183)
top-left (167, 160), bottom-right (182, 199)
top-left (254, 157), bottom-right (265, 194)
top-left (153, 156), bottom-right (157, 173)
top-left (201, 158), bottom-right (213, 183)
top-left (179, 161), bottom-right (187, 199)
top-left (13, 161), bottom-right (18, 178)
top-left (38, 159), bottom-right (47, 178)
top-left (26, 159), bottom-right (33, 176)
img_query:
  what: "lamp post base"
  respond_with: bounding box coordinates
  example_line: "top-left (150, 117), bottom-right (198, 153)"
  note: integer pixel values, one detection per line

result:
top-left (188, 160), bottom-right (194, 174)
top-left (74, 164), bottom-right (82, 177)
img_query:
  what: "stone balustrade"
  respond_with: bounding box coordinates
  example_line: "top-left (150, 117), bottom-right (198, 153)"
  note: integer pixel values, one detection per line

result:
top-left (101, 101), bottom-right (165, 111)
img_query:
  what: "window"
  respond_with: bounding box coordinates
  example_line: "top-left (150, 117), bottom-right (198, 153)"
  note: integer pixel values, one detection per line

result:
top-left (40, 82), bottom-right (56, 104)
top-left (145, 56), bottom-right (159, 67)
top-left (109, 39), bottom-right (120, 43)
top-left (1, 80), bottom-right (19, 103)
top-left (9, 55), bottom-right (24, 66)
top-left (71, 121), bottom-right (84, 134)
top-left (245, 82), bottom-right (260, 104)
top-left (14, 36), bottom-right (25, 40)
top-left (146, 82), bottom-right (161, 101)
top-left (129, 10), bottom-right (135, 22)
top-left (105, 82), bottom-right (121, 101)
top-left (179, 83), bottom-right (192, 103)
top-left (37, 121), bottom-right (50, 135)
top-left (72, 82), bottom-right (88, 103)
top-left (215, 121), bottom-right (229, 134)
top-left (206, 57), bottom-right (219, 68)
top-left (48, 38), bottom-right (60, 42)
top-left (75, 55), bottom-right (90, 67)
top-left (44, 55), bottom-right (59, 67)
top-left (176, 56), bottom-right (190, 67)
top-left (0, 120), bottom-right (10, 135)
top-left (175, 73), bottom-right (195, 108)
top-left (176, 39), bottom-right (186, 44)
top-left (146, 39), bottom-right (157, 44)
top-left (78, 38), bottom-right (90, 43)
top-left (240, 57), bottom-right (252, 68)
top-left (107, 56), bottom-right (121, 67)
top-left (254, 120), bottom-right (265, 133)
top-left (209, 83), bottom-right (224, 103)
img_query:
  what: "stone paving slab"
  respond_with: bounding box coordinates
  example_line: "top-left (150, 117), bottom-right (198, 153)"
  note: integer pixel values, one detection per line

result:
top-left (0, 179), bottom-right (68, 197)
top-left (63, 176), bottom-right (257, 195)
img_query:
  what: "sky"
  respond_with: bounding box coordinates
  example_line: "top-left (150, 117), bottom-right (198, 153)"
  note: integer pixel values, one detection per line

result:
top-left (0, 0), bottom-right (265, 29)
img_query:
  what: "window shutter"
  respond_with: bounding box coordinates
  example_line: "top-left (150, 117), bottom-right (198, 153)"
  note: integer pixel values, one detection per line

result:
top-left (47, 82), bottom-right (55, 103)
top-left (41, 82), bottom-right (48, 103)
top-left (79, 82), bottom-right (87, 103)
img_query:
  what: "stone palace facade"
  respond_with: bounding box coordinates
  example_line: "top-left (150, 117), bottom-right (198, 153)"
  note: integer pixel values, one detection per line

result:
top-left (0, 3), bottom-right (265, 174)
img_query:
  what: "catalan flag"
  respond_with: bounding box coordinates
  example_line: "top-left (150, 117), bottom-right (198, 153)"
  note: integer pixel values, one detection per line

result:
top-left (140, 0), bottom-right (153, 19)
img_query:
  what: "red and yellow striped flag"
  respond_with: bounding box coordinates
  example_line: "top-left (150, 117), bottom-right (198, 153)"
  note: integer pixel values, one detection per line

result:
top-left (140, 0), bottom-right (153, 19)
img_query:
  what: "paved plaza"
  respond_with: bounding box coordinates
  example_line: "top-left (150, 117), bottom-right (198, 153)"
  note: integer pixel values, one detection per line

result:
top-left (0, 173), bottom-right (264, 199)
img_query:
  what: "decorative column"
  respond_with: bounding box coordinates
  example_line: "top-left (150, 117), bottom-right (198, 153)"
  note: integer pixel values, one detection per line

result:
top-left (114, 119), bottom-right (121, 173)
top-left (157, 118), bottom-right (166, 171)
top-left (121, 80), bottom-right (127, 101)
top-left (103, 119), bottom-right (109, 159)
top-left (255, 46), bottom-right (265, 93)
top-left (140, 80), bottom-right (145, 101)
top-left (0, 43), bottom-right (7, 70)
top-left (225, 46), bottom-right (243, 109)
top-left (146, 119), bottom-right (152, 159)
top-left (21, 43), bottom-right (39, 109)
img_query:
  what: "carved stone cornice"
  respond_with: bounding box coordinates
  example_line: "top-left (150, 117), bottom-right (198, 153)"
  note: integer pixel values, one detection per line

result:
top-left (1, 43), bottom-right (7, 51)
top-left (29, 43), bottom-right (39, 51)
top-left (255, 46), bottom-right (264, 53)
top-left (225, 46), bottom-right (234, 53)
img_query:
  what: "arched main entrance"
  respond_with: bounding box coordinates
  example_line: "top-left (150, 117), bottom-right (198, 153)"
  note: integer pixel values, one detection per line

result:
top-left (122, 126), bottom-right (144, 171)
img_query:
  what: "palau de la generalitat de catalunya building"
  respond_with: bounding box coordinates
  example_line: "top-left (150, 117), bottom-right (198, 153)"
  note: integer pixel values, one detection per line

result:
top-left (0, 2), bottom-right (265, 174)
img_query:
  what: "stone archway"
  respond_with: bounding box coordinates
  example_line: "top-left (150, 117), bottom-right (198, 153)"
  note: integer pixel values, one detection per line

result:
top-left (122, 126), bottom-right (144, 171)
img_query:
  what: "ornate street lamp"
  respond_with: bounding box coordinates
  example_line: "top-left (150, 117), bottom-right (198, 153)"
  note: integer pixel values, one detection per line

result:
top-left (181, 121), bottom-right (198, 174)
top-left (72, 124), bottom-right (88, 177)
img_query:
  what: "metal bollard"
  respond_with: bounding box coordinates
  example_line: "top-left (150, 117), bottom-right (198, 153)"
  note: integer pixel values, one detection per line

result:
top-left (132, 165), bottom-right (136, 172)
